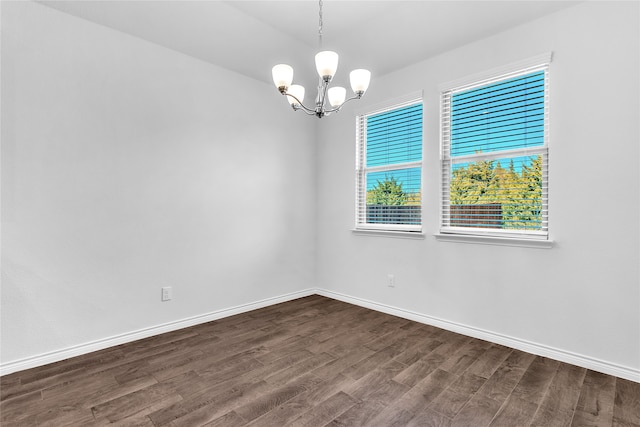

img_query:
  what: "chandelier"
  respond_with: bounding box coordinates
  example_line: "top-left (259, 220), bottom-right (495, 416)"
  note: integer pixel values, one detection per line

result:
top-left (271, 0), bottom-right (371, 118)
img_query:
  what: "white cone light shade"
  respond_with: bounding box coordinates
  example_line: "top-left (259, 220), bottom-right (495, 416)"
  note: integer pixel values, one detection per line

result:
top-left (315, 51), bottom-right (339, 78)
top-left (272, 64), bottom-right (294, 89)
top-left (328, 87), bottom-right (346, 107)
top-left (287, 85), bottom-right (305, 105)
top-left (350, 69), bottom-right (371, 93)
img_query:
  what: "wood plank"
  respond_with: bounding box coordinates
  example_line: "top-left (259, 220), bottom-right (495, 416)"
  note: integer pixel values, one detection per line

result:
top-left (451, 351), bottom-right (536, 426)
top-left (255, 336), bottom-right (318, 364)
top-left (4, 371), bottom-right (119, 421)
top-left (7, 404), bottom-right (96, 427)
top-left (367, 316), bottom-right (413, 336)
top-left (306, 328), bottom-right (378, 356)
top-left (613, 377), bottom-right (640, 425)
top-left (392, 335), bottom-right (444, 367)
top-left (474, 349), bottom-right (535, 403)
top-left (91, 382), bottom-right (180, 423)
top-left (489, 394), bottom-right (538, 426)
top-left (245, 373), bottom-right (355, 426)
top-left (2, 368), bottom-right (98, 406)
top-left (309, 345), bottom-right (376, 380)
top-left (393, 332), bottom-right (469, 388)
top-left (16, 361), bottom-right (87, 386)
top-left (200, 411), bottom-right (246, 427)
top-left (105, 414), bottom-right (155, 427)
top-left (0, 388), bottom-right (43, 423)
top-left (42, 372), bottom-right (119, 405)
top-left (571, 370), bottom-right (616, 427)
top-left (233, 349), bottom-right (316, 386)
top-left (149, 380), bottom-right (272, 426)
top-left (233, 381), bottom-right (312, 423)
top-left (529, 362), bottom-right (586, 427)
top-left (0, 374), bottom-right (21, 394)
top-left (428, 371), bottom-right (486, 418)
top-left (193, 351), bottom-right (266, 384)
top-left (357, 377), bottom-right (409, 406)
top-left (263, 352), bottom-right (335, 386)
top-left (363, 322), bottom-right (425, 352)
top-left (510, 355), bottom-right (560, 405)
top-left (464, 344), bottom-right (513, 379)
top-left (82, 375), bottom-right (160, 409)
top-left (363, 408), bottom-right (415, 427)
top-left (305, 309), bottom-right (381, 345)
top-left (330, 380), bottom-right (409, 426)
top-left (84, 343), bottom-right (177, 377)
top-left (451, 394), bottom-right (503, 427)
top-left (437, 337), bottom-right (492, 375)
top-left (287, 391), bottom-right (358, 427)
top-left (325, 400), bottom-right (387, 427)
top-left (342, 360), bottom-right (407, 400)
top-left (406, 407), bottom-right (453, 427)
top-left (368, 368), bottom-right (458, 425)
top-left (395, 356), bottom-right (443, 388)
top-left (344, 334), bottom-right (429, 381)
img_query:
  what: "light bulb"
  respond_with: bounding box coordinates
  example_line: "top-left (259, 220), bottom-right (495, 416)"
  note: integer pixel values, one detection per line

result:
top-left (287, 85), bottom-right (305, 105)
top-left (315, 51), bottom-right (339, 79)
top-left (328, 87), bottom-right (347, 107)
top-left (350, 69), bottom-right (371, 94)
top-left (272, 64), bottom-right (293, 90)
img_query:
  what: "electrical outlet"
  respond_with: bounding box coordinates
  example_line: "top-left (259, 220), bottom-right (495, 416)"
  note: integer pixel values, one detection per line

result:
top-left (161, 286), bottom-right (172, 301)
top-left (387, 274), bottom-right (395, 287)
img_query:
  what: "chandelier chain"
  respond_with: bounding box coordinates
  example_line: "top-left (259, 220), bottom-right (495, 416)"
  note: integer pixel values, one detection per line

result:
top-left (318, 0), bottom-right (323, 47)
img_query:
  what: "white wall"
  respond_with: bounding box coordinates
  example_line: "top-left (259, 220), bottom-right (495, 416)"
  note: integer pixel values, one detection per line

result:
top-left (316, 1), bottom-right (640, 376)
top-left (1, 2), bottom-right (316, 367)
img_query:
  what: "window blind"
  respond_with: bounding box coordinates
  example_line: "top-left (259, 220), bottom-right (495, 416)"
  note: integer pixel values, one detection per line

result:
top-left (356, 100), bottom-right (423, 231)
top-left (441, 65), bottom-right (549, 238)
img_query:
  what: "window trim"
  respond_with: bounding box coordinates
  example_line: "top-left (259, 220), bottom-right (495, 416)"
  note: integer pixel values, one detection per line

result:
top-left (355, 92), bottom-right (424, 233)
top-left (352, 229), bottom-right (426, 239)
top-left (438, 52), bottom-right (552, 93)
top-left (434, 233), bottom-right (554, 248)
top-left (439, 53), bottom-right (552, 242)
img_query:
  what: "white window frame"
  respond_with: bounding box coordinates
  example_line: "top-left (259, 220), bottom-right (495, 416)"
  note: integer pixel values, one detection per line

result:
top-left (439, 53), bottom-right (552, 244)
top-left (355, 93), bottom-right (424, 233)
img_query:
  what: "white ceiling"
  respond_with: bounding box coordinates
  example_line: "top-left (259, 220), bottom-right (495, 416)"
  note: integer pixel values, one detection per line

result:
top-left (39, 0), bottom-right (579, 91)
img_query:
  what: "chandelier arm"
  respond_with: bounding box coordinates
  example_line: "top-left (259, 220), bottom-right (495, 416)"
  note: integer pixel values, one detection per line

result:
top-left (293, 103), bottom-right (318, 114)
top-left (295, 107), bottom-right (317, 116)
top-left (283, 88), bottom-right (365, 117)
top-left (282, 92), bottom-right (316, 114)
top-left (320, 92), bottom-right (365, 115)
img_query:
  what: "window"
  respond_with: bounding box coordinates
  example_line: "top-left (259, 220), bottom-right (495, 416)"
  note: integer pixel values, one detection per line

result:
top-left (356, 96), bottom-right (423, 232)
top-left (440, 57), bottom-right (550, 240)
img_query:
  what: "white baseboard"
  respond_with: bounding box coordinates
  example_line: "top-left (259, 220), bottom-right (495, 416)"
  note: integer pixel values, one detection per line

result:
top-left (316, 289), bottom-right (640, 383)
top-left (3, 287), bottom-right (638, 383)
top-left (0, 288), bottom-right (316, 376)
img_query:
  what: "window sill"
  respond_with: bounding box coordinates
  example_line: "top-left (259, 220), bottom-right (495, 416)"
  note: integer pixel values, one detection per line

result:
top-left (434, 233), bottom-right (554, 248)
top-left (352, 229), bottom-right (426, 239)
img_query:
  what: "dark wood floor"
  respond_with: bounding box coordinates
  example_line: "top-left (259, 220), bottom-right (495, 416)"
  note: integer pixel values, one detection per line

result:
top-left (1, 295), bottom-right (639, 426)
